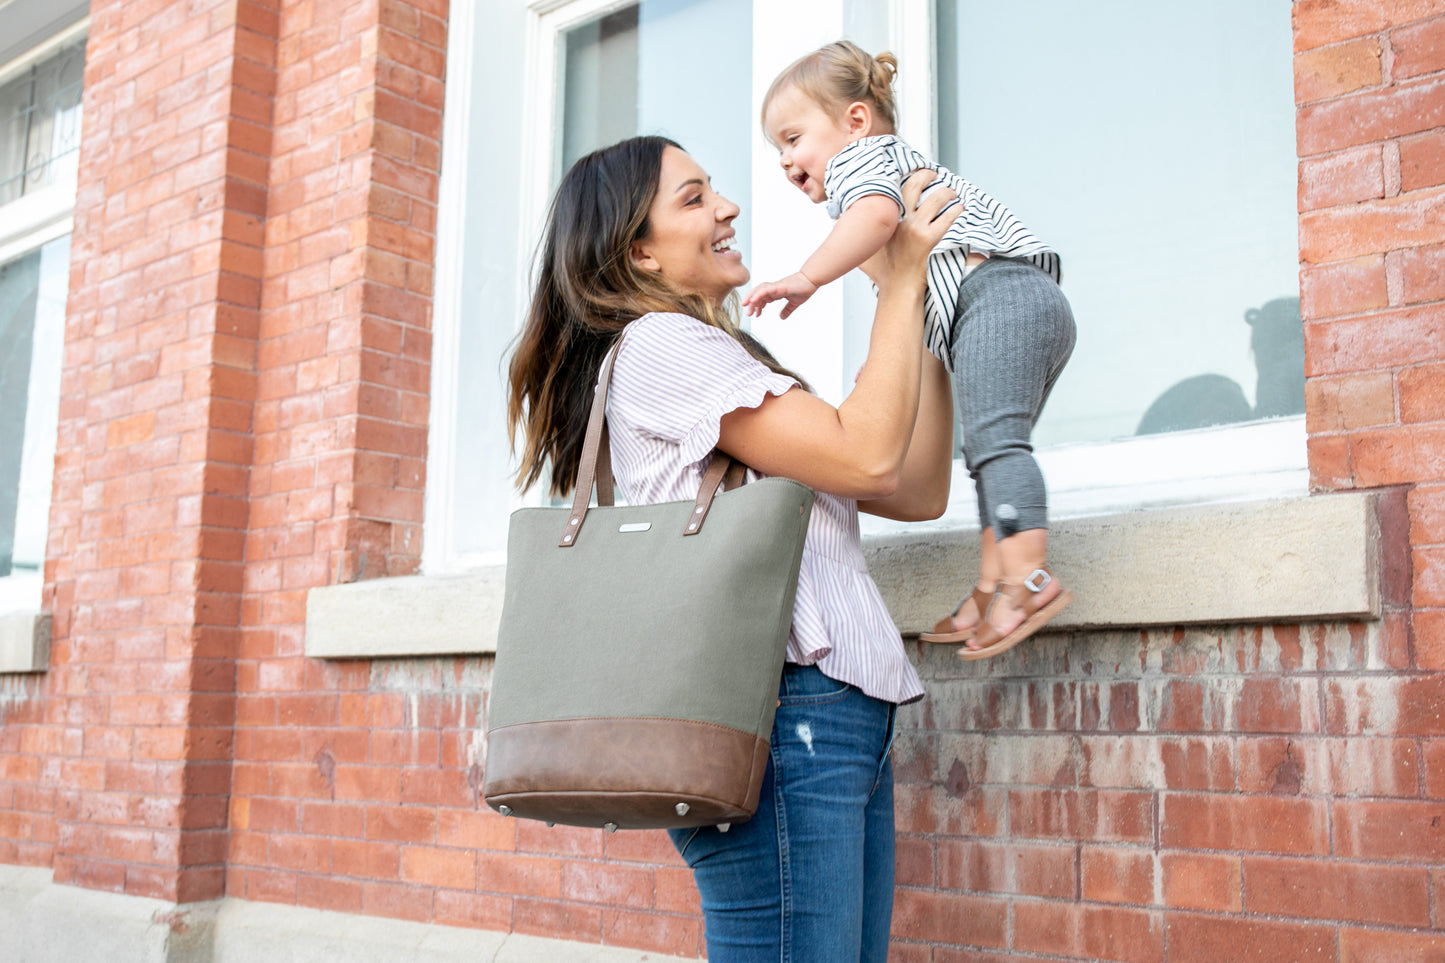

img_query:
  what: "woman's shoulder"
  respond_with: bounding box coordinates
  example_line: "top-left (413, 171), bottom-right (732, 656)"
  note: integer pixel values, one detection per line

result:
top-left (622, 310), bottom-right (709, 344)
top-left (609, 312), bottom-right (799, 460)
top-left (610, 311), bottom-right (795, 423)
top-left (616, 312), bottom-right (754, 375)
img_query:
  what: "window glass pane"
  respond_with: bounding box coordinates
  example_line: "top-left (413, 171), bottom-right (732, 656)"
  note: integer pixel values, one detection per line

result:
top-left (0, 246), bottom-right (41, 577)
top-left (562, 6), bottom-right (639, 172)
top-left (936, 1), bottom-right (1300, 446)
top-left (24, 39), bottom-right (85, 193)
top-left (0, 75), bottom-right (28, 206)
top-left (9, 235), bottom-right (68, 575)
top-left (0, 37), bottom-right (86, 205)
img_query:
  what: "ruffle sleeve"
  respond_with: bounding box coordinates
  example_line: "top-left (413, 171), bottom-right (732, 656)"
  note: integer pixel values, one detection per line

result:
top-left (608, 312), bottom-right (799, 467)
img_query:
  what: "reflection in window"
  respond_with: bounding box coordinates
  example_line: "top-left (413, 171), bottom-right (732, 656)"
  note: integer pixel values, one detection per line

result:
top-left (0, 235), bottom-right (68, 577)
top-left (0, 38), bottom-right (85, 206)
top-left (935, 1), bottom-right (1300, 445)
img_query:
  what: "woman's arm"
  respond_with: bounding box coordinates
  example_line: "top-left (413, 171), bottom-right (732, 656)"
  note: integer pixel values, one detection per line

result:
top-left (716, 171), bottom-right (958, 500)
top-left (857, 347), bottom-right (953, 520)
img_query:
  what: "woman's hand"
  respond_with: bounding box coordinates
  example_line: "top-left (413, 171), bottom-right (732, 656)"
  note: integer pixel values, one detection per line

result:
top-left (861, 170), bottom-right (960, 292)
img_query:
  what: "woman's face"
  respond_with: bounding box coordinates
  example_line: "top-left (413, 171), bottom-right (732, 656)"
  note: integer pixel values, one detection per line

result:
top-left (630, 146), bottom-right (749, 305)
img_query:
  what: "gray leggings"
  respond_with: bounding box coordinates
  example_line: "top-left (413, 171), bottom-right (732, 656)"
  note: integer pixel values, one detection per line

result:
top-left (950, 257), bottom-right (1076, 538)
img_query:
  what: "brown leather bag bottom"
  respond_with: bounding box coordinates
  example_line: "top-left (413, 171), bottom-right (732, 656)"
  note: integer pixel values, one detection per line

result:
top-left (484, 717), bottom-right (770, 829)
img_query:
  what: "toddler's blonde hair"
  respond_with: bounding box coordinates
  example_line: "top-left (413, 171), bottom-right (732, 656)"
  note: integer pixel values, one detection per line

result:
top-left (762, 40), bottom-right (899, 139)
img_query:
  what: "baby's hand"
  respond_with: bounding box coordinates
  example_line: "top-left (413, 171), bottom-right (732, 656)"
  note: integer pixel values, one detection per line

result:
top-left (742, 272), bottom-right (818, 319)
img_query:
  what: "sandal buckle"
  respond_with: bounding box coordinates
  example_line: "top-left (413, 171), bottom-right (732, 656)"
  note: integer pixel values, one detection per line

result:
top-left (1023, 569), bottom-right (1051, 593)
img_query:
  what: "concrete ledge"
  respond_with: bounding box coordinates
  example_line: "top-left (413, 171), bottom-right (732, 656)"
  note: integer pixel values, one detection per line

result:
top-left (870, 491), bottom-right (1382, 634)
top-left (0, 612), bottom-right (50, 673)
top-left (306, 493), bottom-right (1381, 659)
top-left (0, 866), bottom-right (688, 963)
top-left (307, 567), bottom-right (505, 659)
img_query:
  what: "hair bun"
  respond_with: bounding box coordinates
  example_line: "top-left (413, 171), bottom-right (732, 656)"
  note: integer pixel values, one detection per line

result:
top-left (874, 50), bottom-right (898, 86)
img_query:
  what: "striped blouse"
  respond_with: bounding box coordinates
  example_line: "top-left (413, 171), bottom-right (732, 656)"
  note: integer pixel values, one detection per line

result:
top-left (823, 134), bottom-right (1061, 369)
top-left (605, 312), bottom-right (925, 706)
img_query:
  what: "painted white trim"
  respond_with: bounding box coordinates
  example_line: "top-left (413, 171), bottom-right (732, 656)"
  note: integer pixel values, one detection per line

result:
top-left (888, 0), bottom-right (934, 151)
top-left (0, 15), bottom-right (86, 88)
top-left (0, 610), bottom-right (47, 672)
top-left (0, 573), bottom-right (40, 620)
top-left (421, 0), bottom-right (475, 574)
top-left (518, 0), bottom-right (637, 312)
top-left (0, 182), bottom-right (73, 265)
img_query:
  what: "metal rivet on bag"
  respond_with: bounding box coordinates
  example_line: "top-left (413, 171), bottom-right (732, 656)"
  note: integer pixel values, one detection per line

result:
top-left (674, 802), bottom-right (690, 816)
top-left (563, 534), bottom-right (573, 542)
top-left (570, 517), bottom-right (579, 525)
top-left (687, 523), bottom-right (697, 531)
top-left (693, 506), bottom-right (703, 514)
top-left (498, 806), bottom-right (513, 817)
top-left (604, 822), bottom-right (618, 834)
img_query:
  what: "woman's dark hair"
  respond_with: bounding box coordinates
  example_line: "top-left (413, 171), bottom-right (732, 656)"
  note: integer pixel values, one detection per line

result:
top-left (507, 136), bottom-right (798, 496)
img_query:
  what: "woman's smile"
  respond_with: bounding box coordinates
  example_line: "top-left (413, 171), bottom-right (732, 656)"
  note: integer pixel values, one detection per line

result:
top-left (711, 233), bottom-right (741, 258)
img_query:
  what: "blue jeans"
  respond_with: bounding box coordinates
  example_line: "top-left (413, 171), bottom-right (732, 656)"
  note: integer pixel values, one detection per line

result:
top-left (668, 664), bottom-right (898, 962)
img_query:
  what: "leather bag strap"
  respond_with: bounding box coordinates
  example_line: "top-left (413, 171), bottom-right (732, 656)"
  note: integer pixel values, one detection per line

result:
top-left (560, 335), bottom-right (747, 547)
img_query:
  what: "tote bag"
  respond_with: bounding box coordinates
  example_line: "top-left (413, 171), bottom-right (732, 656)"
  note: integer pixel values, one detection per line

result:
top-left (484, 338), bottom-right (814, 830)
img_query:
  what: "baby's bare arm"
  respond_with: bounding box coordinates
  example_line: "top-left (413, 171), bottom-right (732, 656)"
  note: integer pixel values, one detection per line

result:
top-left (800, 195), bottom-right (901, 288)
top-left (740, 195), bottom-right (902, 319)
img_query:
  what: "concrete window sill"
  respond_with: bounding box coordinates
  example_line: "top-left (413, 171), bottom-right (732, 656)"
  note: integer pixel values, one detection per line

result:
top-left (305, 492), bottom-right (1387, 660)
top-left (0, 613), bottom-right (51, 673)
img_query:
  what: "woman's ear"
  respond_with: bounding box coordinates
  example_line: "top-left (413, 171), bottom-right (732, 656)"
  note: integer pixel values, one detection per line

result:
top-left (630, 240), bottom-right (660, 272)
top-left (844, 101), bottom-right (873, 138)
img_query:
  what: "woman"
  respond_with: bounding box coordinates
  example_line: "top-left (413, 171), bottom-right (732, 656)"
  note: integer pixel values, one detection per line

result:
top-left (508, 136), bottom-right (957, 962)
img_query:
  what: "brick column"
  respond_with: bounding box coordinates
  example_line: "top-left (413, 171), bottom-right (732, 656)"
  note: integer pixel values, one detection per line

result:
top-left (41, 0), bottom-right (278, 901)
top-left (1295, 3), bottom-right (1445, 958)
top-left (1297, 6), bottom-right (1445, 643)
top-left (226, 0), bottom-right (445, 910)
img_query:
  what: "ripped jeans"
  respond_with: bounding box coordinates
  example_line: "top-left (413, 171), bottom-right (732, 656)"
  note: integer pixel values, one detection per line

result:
top-left (668, 664), bottom-right (898, 962)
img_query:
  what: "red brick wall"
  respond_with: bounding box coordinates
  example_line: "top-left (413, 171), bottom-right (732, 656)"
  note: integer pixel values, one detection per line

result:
top-left (0, 0), bottom-right (1442, 959)
top-left (15, 0), bottom-right (279, 902)
top-left (225, 0), bottom-right (453, 922)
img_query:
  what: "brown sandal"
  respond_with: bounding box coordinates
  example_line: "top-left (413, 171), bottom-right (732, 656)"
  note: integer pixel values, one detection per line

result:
top-left (919, 585), bottom-right (994, 643)
top-left (960, 568), bottom-right (1073, 661)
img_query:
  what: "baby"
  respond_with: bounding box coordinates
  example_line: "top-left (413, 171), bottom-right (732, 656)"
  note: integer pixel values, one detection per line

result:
top-left (744, 41), bottom-right (1077, 660)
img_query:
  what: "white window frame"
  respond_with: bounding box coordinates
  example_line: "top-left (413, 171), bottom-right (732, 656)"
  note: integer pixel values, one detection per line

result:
top-left (0, 14), bottom-right (87, 617)
top-left (424, 0), bottom-right (1306, 574)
